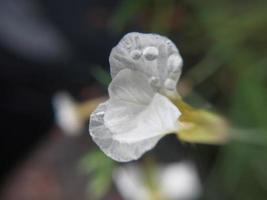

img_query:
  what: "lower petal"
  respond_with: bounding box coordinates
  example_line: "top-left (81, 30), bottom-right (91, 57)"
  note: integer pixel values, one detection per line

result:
top-left (89, 93), bottom-right (180, 162)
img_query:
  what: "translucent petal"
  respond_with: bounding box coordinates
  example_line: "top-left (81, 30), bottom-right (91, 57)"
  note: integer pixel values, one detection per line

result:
top-left (89, 70), bottom-right (180, 162)
top-left (105, 69), bottom-right (154, 134)
top-left (109, 32), bottom-right (183, 92)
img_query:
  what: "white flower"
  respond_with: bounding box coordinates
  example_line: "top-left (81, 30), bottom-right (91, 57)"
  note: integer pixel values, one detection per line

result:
top-left (53, 92), bottom-right (83, 136)
top-left (113, 162), bottom-right (201, 200)
top-left (113, 163), bottom-right (149, 200)
top-left (158, 162), bottom-right (201, 200)
top-left (89, 32), bottom-right (183, 162)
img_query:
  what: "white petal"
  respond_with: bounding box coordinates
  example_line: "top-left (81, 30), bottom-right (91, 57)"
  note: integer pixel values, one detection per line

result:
top-left (53, 92), bottom-right (82, 136)
top-left (113, 165), bottom-right (149, 200)
top-left (109, 32), bottom-right (183, 92)
top-left (143, 46), bottom-right (159, 60)
top-left (105, 69), bottom-right (154, 134)
top-left (113, 162), bottom-right (201, 200)
top-left (108, 69), bottom-right (154, 103)
top-left (89, 69), bottom-right (180, 162)
top-left (158, 162), bottom-right (202, 200)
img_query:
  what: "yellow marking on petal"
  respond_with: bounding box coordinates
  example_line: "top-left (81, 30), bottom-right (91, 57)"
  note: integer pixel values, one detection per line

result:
top-left (171, 97), bottom-right (229, 144)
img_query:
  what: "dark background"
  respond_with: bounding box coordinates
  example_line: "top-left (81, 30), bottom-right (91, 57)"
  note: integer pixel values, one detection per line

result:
top-left (0, 0), bottom-right (120, 181)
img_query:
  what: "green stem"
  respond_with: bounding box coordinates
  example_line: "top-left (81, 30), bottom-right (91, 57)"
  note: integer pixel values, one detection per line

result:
top-left (228, 128), bottom-right (267, 146)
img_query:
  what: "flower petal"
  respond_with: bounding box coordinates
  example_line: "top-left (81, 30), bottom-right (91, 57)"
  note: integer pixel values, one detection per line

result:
top-left (113, 162), bottom-right (201, 200)
top-left (52, 92), bottom-right (82, 135)
top-left (113, 164), bottom-right (149, 200)
top-left (158, 162), bottom-right (201, 200)
top-left (109, 32), bottom-right (183, 92)
top-left (105, 69), bottom-right (154, 134)
top-left (89, 69), bottom-right (181, 162)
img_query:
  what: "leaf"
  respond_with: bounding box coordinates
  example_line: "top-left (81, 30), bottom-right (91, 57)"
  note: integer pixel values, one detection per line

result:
top-left (79, 150), bottom-right (115, 200)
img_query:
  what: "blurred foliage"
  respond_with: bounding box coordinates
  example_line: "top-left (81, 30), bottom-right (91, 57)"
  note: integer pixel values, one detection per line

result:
top-left (89, 65), bottom-right (111, 86)
top-left (85, 0), bottom-right (267, 199)
top-left (80, 150), bottom-right (115, 199)
top-left (186, 1), bottom-right (267, 200)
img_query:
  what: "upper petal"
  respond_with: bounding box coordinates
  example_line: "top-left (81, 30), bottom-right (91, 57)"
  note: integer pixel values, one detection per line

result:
top-left (89, 69), bottom-right (181, 162)
top-left (109, 32), bottom-right (183, 93)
